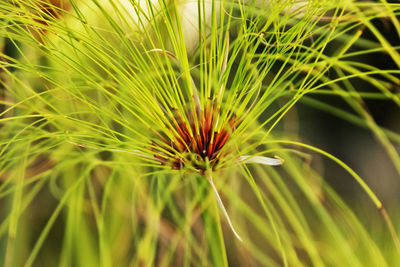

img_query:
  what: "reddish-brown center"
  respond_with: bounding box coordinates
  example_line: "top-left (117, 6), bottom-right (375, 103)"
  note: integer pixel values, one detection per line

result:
top-left (153, 106), bottom-right (238, 172)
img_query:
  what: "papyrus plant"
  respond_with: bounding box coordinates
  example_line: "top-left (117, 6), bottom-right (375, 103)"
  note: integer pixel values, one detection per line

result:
top-left (1, 0), bottom-right (400, 266)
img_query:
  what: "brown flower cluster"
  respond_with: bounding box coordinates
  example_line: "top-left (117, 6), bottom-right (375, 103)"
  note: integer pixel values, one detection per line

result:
top-left (153, 104), bottom-right (238, 172)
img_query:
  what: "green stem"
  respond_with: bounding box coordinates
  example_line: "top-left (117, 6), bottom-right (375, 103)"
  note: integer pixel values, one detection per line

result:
top-left (206, 171), bottom-right (243, 242)
top-left (201, 171), bottom-right (229, 267)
